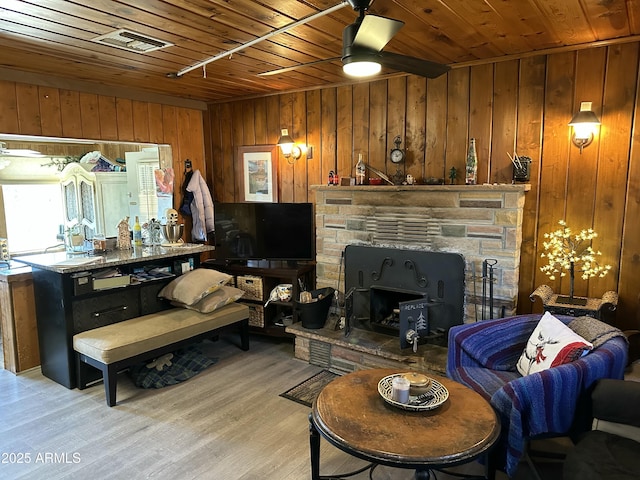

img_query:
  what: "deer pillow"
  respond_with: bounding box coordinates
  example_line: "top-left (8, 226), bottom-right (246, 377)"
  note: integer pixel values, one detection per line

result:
top-left (516, 311), bottom-right (593, 376)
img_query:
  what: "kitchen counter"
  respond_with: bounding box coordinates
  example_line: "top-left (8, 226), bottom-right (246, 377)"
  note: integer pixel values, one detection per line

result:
top-left (0, 260), bottom-right (32, 278)
top-left (13, 243), bottom-right (214, 274)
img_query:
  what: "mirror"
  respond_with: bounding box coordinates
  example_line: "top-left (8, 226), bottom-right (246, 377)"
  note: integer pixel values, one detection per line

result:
top-left (0, 134), bottom-right (173, 255)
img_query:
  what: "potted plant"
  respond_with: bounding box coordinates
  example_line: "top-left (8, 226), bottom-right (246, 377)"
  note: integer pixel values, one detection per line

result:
top-left (539, 220), bottom-right (612, 305)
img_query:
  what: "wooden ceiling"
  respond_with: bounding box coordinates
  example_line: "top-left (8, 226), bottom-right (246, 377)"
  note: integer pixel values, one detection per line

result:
top-left (1, 0), bottom-right (639, 104)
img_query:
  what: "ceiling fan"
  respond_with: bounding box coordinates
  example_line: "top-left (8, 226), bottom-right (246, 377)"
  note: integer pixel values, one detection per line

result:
top-left (258, 0), bottom-right (450, 79)
top-left (170, 0), bottom-right (449, 80)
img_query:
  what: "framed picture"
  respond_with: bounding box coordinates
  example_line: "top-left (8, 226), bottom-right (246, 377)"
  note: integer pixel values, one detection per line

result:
top-left (236, 145), bottom-right (278, 203)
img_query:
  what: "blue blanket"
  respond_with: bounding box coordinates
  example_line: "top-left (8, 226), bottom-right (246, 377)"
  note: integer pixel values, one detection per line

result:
top-left (447, 314), bottom-right (628, 477)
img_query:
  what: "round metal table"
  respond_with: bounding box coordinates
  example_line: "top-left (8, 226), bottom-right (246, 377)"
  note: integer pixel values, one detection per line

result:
top-left (309, 368), bottom-right (500, 480)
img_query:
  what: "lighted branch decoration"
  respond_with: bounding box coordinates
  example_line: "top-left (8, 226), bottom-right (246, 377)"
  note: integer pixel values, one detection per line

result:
top-left (41, 155), bottom-right (81, 171)
top-left (539, 220), bottom-right (612, 301)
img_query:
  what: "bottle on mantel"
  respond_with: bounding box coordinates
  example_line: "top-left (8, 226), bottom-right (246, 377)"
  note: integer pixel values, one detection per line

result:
top-left (465, 138), bottom-right (478, 185)
top-left (355, 153), bottom-right (366, 185)
top-left (133, 216), bottom-right (142, 246)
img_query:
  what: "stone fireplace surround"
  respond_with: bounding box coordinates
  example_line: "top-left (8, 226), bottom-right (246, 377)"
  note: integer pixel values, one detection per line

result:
top-left (287, 184), bottom-right (529, 373)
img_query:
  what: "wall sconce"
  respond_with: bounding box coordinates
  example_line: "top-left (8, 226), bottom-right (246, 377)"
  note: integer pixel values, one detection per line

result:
top-left (277, 128), bottom-right (303, 164)
top-left (569, 102), bottom-right (601, 154)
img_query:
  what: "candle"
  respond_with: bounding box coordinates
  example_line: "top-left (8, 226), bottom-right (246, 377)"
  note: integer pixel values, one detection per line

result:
top-left (392, 376), bottom-right (410, 404)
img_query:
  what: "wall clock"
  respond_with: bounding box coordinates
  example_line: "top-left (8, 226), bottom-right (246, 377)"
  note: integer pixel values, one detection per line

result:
top-left (390, 135), bottom-right (405, 164)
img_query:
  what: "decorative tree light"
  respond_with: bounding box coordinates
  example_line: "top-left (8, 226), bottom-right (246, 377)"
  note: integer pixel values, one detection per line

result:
top-left (539, 220), bottom-right (612, 304)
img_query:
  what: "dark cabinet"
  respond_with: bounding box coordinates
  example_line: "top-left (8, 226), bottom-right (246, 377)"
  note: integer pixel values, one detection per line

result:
top-left (72, 289), bottom-right (140, 333)
top-left (29, 252), bottom-right (205, 389)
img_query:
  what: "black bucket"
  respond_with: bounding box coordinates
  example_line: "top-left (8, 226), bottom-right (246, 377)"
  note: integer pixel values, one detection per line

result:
top-left (296, 287), bottom-right (335, 329)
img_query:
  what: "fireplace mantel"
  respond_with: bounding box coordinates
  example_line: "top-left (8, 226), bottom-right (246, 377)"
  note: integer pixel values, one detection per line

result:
top-left (311, 184), bottom-right (530, 193)
top-left (312, 183), bottom-right (530, 323)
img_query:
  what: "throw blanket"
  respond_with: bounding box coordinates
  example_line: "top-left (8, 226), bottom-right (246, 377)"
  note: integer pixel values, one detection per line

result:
top-left (447, 314), bottom-right (628, 477)
top-left (568, 316), bottom-right (628, 349)
top-left (129, 346), bottom-right (217, 389)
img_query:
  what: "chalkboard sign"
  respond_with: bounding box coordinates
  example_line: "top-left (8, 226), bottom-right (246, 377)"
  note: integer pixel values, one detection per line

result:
top-left (399, 298), bottom-right (429, 349)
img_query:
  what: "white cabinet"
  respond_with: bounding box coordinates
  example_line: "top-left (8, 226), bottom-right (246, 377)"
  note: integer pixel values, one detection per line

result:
top-left (60, 164), bottom-right (129, 239)
top-left (60, 163), bottom-right (97, 240)
top-left (94, 172), bottom-right (128, 237)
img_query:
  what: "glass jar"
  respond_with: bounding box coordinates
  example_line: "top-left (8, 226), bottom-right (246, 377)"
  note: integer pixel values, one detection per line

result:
top-left (65, 225), bottom-right (85, 254)
top-left (92, 233), bottom-right (107, 253)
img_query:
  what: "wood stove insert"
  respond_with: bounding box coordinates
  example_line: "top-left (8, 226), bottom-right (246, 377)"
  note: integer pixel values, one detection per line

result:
top-left (344, 245), bottom-right (465, 349)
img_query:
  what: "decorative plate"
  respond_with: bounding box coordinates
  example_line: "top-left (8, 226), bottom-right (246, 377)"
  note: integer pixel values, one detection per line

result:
top-left (377, 374), bottom-right (449, 412)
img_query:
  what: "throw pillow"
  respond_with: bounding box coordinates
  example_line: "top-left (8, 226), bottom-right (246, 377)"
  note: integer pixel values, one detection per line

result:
top-left (173, 286), bottom-right (245, 314)
top-left (158, 268), bottom-right (232, 306)
top-left (516, 311), bottom-right (593, 376)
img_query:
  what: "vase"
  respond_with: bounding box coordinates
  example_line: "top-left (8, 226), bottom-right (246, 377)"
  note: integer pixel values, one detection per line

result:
top-left (465, 138), bottom-right (478, 185)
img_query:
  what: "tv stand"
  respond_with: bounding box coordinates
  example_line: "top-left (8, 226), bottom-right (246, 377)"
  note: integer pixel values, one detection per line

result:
top-left (203, 259), bottom-right (316, 337)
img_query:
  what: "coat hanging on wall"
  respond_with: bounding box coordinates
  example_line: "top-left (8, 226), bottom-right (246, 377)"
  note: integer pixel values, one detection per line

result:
top-left (180, 160), bottom-right (194, 216)
top-left (186, 169), bottom-right (214, 242)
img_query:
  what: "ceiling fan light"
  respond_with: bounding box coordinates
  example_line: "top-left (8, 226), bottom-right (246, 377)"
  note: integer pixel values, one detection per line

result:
top-left (343, 60), bottom-right (381, 77)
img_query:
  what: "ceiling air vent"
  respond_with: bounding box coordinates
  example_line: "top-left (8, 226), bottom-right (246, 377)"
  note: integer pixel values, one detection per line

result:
top-left (92, 29), bottom-right (173, 53)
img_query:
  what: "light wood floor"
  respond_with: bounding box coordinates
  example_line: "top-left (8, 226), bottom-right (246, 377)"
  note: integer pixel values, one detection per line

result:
top-left (0, 334), bottom-right (563, 480)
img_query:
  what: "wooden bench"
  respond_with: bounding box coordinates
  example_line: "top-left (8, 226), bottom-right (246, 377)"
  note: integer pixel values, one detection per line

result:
top-left (73, 302), bottom-right (250, 406)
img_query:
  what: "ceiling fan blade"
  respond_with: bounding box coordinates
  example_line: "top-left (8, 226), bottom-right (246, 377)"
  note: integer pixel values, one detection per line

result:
top-left (258, 57), bottom-right (341, 76)
top-left (378, 51), bottom-right (450, 78)
top-left (352, 15), bottom-right (404, 52)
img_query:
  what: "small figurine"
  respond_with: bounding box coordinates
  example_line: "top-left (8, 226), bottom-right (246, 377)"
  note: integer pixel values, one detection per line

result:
top-left (144, 218), bottom-right (162, 246)
top-left (449, 166), bottom-right (457, 185)
top-left (116, 216), bottom-right (132, 250)
top-left (166, 208), bottom-right (179, 226)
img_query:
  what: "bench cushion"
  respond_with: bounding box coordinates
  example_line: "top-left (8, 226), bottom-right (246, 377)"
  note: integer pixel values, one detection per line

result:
top-left (73, 302), bottom-right (249, 364)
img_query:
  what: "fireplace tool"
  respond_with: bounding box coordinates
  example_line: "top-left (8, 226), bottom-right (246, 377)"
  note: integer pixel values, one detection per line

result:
top-left (482, 259), bottom-right (498, 320)
top-left (470, 261), bottom-right (478, 321)
top-left (343, 287), bottom-right (356, 337)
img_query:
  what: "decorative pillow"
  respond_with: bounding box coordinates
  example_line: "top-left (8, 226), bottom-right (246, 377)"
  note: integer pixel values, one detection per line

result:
top-left (516, 311), bottom-right (593, 376)
top-left (158, 268), bottom-right (232, 305)
top-left (173, 286), bottom-right (245, 314)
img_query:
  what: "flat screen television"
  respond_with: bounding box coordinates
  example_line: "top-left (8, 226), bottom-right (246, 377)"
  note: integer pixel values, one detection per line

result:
top-left (213, 202), bottom-right (314, 263)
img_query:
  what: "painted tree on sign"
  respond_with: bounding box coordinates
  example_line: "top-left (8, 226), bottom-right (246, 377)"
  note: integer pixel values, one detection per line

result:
top-left (416, 312), bottom-right (427, 332)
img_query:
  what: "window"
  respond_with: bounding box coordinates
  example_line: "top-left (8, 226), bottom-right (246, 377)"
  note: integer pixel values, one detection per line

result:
top-left (2, 184), bottom-right (64, 254)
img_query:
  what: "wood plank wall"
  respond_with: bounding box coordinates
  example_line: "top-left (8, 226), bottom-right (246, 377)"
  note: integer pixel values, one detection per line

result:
top-left (0, 79), bottom-right (206, 233)
top-left (205, 43), bottom-right (640, 331)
